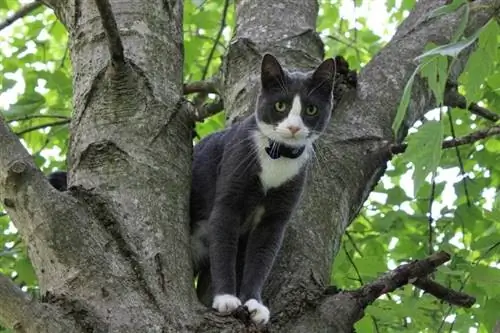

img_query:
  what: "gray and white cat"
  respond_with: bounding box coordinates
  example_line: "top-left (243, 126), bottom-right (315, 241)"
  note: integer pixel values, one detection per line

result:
top-left (190, 54), bottom-right (335, 325)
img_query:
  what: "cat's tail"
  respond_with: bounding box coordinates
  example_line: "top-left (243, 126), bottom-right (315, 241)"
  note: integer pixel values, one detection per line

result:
top-left (47, 171), bottom-right (68, 191)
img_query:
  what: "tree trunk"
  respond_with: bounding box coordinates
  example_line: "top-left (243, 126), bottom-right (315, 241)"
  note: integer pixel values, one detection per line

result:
top-left (0, 0), bottom-right (498, 332)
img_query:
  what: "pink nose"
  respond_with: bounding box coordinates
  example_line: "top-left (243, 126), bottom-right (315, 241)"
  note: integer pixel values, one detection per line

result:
top-left (287, 126), bottom-right (300, 135)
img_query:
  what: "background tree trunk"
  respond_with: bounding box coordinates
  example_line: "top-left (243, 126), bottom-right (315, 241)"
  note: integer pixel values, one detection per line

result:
top-left (0, 0), bottom-right (498, 332)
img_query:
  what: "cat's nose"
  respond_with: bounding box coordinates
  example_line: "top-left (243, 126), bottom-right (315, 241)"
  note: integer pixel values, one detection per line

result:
top-left (287, 126), bottom-right (300, 135)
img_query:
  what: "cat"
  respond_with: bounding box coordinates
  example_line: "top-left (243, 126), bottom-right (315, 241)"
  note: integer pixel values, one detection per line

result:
top-left (190, 53), bottom-right (335, 326)
top-left (46, 53), bottom-right (336, 327)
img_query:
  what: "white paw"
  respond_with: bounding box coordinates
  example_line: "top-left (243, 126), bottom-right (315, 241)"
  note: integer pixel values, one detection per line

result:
top-left (212, 294), bottom-right (241, 313)
top-left (244, 299), bottom-right (270, 325)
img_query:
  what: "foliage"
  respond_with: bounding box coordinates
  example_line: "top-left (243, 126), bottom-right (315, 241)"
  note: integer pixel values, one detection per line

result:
top-left (1, 0), bottom-right (499, 332)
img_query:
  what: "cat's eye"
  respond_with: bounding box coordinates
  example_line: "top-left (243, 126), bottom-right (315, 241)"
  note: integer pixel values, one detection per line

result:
top-left (274, 101), bottom-right (287, 112)
top-left (305, 105), bottom-right (318, 116)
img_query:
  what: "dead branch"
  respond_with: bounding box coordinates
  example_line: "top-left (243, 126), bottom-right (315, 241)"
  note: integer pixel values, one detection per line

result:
top-left (93, 0), bottom-right (125, 67)
top-left (390, 125), bottom-right (500, 154)
top-left (445, 84), bottom-right (499, 122)
top-left (0, 1), bottom-right (42, 32)
top-left (412, 277), bottom-right (476, 308)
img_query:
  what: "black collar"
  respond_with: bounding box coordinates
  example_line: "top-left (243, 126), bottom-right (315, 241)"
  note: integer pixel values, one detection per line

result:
top-left (264, 139), bottom-right (306, 159)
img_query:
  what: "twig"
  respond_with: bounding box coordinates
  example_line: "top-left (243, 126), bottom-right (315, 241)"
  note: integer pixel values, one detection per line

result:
top-left (391, 125), bottom-right (500, 154)
top-left (93, 0), bottom-right (125, 67)
top-left (7, 114), bottom-right (70, 123)
top-left (446, 108), bottom-right (471, 206)
top-left (343, 243), bottom-right (363, 285)
top-left (412, 277), bottom-right (475, 308)
top-left (14, 119), bottom-right (70, 136)
top-left (444, 84), bottom-right (499, 122)
top-left (428, 174), bottom-right (436, 255)
top-left (183, 78), bottom-right (220, 95)
top-left (201, 0), bottom-right (230, 80)
top-left (326, 35), bottom-right (367, 54)
top-left (0, 1), bottom-right (42, 32)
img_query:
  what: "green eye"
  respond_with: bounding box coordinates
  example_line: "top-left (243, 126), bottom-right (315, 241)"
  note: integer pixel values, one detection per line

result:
top-left (305, 105), bottom-right (318, 116)
top-left (274, 101), bottom-right (287, 112)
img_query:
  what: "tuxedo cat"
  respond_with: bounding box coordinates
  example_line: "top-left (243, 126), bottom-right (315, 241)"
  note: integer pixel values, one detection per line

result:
top-left (190, 54), bottom-right (335, 325)
top-left (46, 54), bottom-right (335, 326)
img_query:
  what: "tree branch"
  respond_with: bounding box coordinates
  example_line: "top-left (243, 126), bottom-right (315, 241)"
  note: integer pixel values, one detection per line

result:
top-left (412, 277), bottom-right (476, 308)
top-left (0, 274), bottom-right (80, 333)
top-left (319, 252), bottom-right (473, 332)
top-left (190, 99), bottom-right (224, 122)
top-left (0, 1), bottom-right (42, 32)
top-left (7, 114), bottom-right (70, 123)
top-left (201, 0), bottom-right (230, 80)
top-left (183, 78), bottom-right (221, 95)
top-left (93, 0), bottom-right (125, 67)
top-left (14, 119), bottom-right (70, 136)
top-left (390, 125), bottom-right (500, 154)
top-left (445, 84), bottom-right (500, 122)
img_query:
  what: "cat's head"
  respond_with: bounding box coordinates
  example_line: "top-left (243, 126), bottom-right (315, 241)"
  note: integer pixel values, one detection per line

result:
top-left (255, 54), bottom-right (335, 147)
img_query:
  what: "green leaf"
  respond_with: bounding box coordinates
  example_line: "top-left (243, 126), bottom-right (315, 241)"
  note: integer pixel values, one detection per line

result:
top-left (392, 68), bottom-right (418, 134)
top-left (14, 257), bottom-right (37, 286)
top-left (420, 54), bottom-right (449, 105)
top-left (459, 19), bottom-right (499, 104)
top-left (402, 120), bottom-right (444, 196)
top-left (415, 26), bottom-right (481, 60)
top-left (426, 0), bottom-right (466, 19)
top-left (5, 92), bottom-right (46, 117)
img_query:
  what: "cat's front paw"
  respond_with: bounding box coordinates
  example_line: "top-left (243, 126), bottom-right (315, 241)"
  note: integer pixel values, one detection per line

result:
top-left (244, 299), bottom-right (270, 325)
top-left (212, 294), bottom-right (242, 313)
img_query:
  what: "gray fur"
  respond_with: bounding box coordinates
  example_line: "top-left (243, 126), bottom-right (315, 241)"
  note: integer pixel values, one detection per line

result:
top-left (190, 54), bottom-right (336, 311)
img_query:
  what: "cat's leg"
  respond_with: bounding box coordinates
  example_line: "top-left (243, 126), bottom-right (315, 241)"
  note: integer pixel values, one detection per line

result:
top-left (238, 212), bottom-right (288, 325)
top-left (208, 203), bottom-right (242, 313)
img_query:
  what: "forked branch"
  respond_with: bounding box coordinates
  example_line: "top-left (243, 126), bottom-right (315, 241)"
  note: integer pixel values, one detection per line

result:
top-left (319, 251), bottom-right (474, 332)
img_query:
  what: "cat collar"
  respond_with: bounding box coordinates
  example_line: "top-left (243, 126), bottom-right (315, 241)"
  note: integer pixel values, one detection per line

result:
top-left (265, 140), bottom-right (305, 159)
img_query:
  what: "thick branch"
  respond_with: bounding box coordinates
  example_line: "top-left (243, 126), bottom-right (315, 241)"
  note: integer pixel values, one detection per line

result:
top-left (445, 84), bottom-right (500, 122)
top-left (0, 118), bottom-right (60, 210)
top-left (0, 274), bottom-right (80, 333)
top-left (0, 1), bottom-right (42, 31)
top-left (93, 0), bottom-right (125, 67)
top-left (319, 252), bottom-right (472, 332)
top-left (390, 124), bottom-right (500, 154)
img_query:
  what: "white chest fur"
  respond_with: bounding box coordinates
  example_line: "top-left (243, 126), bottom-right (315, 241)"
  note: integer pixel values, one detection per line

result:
top-left (253, 132), bottom-right (310, 192)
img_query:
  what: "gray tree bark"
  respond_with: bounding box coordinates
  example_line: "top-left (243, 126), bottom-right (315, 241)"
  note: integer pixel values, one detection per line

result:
top-left (0, 0), bottom-right (498, 332)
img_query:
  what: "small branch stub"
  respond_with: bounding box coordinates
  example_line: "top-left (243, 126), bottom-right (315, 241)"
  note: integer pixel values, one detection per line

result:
top-left (94, 0), bottom-right (125, 67)
top-left (8, 160), bottom-right (27, 175)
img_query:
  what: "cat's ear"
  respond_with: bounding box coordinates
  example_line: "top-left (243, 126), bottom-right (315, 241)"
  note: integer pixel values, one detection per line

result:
top-left (261, 54), bottom-right (285, 90)
top-left (310, 58), bottom-right (336, 95)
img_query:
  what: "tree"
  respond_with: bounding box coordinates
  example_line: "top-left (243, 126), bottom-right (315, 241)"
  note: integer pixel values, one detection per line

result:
top-left (0, 0), bottom-right (499, 332)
